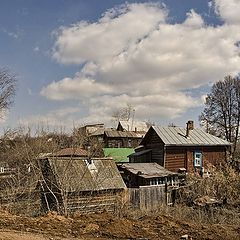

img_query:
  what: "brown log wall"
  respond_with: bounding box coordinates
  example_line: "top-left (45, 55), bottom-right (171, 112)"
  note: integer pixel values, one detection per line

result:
top-left (145, 130), bottom-right (164, 166)
top-left (65, 190), bottom-right (125, 214)
top-left (165, 146), bottom-right (227, 172)
top-left (165, 148), bottom-right (186, 172)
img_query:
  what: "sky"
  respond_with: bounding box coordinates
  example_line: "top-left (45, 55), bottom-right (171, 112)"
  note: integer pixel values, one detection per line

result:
top-left (1, 0), bottom-right (240, 133)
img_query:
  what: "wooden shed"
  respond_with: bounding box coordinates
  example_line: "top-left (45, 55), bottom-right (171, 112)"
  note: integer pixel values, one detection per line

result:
top-left (130, 121), bottom-right (231, 173)
top-left (118, 162), bottom-right (179, 188)
top-left (39, 157), bottom-right (126, 214)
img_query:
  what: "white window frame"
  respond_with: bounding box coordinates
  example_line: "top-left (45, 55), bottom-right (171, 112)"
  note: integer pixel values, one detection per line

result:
top-left (194, 151), bottom-right (202, 167)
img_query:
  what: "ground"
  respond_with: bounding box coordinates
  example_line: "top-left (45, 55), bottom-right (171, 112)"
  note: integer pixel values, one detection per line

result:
top-left (0, 210), bottom-right (239, 240)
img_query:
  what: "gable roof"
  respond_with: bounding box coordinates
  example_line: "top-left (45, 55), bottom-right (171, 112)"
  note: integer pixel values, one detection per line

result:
top-left (103, 148), bottom-right (134, 162)
top-left (118, 119), bottom-right (149, 132)
top-left (44, 157), bottom-right (126, 192)
top-left (119, 163), bottom-right (177, 178)
top-left (146, 126), bottom-right (231, 147)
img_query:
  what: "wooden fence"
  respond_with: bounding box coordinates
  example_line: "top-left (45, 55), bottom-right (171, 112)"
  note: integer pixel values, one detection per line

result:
top-left (128, 185), bottom-right (176, 210)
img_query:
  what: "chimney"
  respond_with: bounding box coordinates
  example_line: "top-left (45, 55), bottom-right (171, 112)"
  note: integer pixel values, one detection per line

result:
top-left (186, 120), bottom-right (194, 137)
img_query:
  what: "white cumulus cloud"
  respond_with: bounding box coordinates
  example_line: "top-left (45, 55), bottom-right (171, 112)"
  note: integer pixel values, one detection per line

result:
top-left (214, 0), bottom-right (240, 24)
top-left (41, 2), bottom-right (240, 123)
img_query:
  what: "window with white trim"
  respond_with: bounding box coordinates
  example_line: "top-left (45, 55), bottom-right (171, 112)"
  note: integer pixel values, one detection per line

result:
top-left (194, 151), bottom-right (202, 167)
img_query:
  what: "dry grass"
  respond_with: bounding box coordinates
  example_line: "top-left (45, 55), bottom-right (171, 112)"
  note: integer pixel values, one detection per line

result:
top-left (120, 163), bottom-right (240, 226)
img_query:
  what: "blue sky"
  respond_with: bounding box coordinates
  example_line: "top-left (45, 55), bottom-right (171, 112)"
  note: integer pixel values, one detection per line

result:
top-left (0, 0), bottom-right (240, 132)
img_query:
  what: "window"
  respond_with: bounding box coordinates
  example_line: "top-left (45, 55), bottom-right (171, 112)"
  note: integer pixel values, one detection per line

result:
top-left (150, 178), bottom-right (163, 185)
top-left (194, 151), bottom-right (202, 167)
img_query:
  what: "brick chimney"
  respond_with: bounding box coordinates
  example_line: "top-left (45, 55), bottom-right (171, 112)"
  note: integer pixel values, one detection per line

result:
top-left (186, 120), bottom-right (194, 137)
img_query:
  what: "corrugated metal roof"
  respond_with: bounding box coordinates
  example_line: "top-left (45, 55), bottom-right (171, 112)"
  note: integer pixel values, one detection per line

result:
top-left (119, 163), bottom-right (177, 178)
top-left (103, 148), bottom-right (134, 162)
top-left (105, 130), bottom-right (144, 138)
top-left (152, 126), bottom-right (231, 146)
top-left (47, 157), bottom-right (126, 192)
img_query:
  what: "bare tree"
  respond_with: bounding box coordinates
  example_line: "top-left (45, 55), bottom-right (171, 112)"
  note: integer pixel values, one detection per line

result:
top-left (0, 126), bottom-right (70, 215)
top-left (200, 75), bottom-right (240, 156)
top-left (112, 103), bottom-right (134, 123)
top-left (0, 68), bottom-right (16, 115)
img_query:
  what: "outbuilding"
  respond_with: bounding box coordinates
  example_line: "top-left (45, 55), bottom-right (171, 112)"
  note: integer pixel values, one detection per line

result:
top-left (39, 156), bottom-right (126, 214)
top-left (118, 162), bottom-right (179, 188)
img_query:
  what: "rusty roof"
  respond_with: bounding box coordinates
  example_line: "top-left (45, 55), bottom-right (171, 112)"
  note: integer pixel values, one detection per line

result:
top-left (144, 126), bottom-right (231, 146)
top-left (54, 147), bottom-right (88, 157)
top-left (119, 163), bottom-right (177, 178)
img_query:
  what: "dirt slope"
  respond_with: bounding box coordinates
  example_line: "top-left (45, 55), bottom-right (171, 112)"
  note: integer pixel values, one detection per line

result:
top-left (0, 210), bottom-right (239, 240)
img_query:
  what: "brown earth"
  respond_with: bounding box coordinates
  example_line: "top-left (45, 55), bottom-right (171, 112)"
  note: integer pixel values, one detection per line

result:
top-left (0, 210), bottom-right (239, 240)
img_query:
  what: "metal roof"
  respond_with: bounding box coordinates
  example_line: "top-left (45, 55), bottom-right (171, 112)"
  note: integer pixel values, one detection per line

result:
top-left (103, 148), bottom-right (134, 163)
top-left (119, 163), bottom-right (177, 178)
top-left (118, 119), bottom-right (149, 132)
top-left (128, 149), bottom-right (152, 157)
top-left (152, 126), bottom-right (231, 146)
top-left (104, 130), bottom-right (144, 138)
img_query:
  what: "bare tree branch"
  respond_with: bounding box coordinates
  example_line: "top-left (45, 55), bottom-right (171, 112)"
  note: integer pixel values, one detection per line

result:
top-left (200, 75), bottom-right (240, 157)
top-left (0, 68), bottom-right (17, 116)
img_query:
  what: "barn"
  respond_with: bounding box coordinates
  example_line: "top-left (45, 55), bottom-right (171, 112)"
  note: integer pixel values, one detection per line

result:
top-left (129, 121), bottom-right (231, 173)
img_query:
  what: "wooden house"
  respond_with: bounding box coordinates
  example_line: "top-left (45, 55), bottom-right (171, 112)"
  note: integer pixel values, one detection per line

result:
top-left (130, 121), bottom-right (231, 173)
top-left (89, 129), bottom-right (144, 148)
top-left (103, 130), bottom-right (144, 148)
top-left (88, 127), bottom-right (111, 144)
top-left (39, 157), bottom-right (126, 214)
top-left (118, 162), bottom-right (179, 188)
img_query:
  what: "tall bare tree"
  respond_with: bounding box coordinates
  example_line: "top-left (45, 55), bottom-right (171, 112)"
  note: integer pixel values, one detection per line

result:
top-left (200, 75), bottom-right (240, 156)
top-left (112, 103), bottom-right (134, 123)
top-left (0, 68), bottom-right (16, 115)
